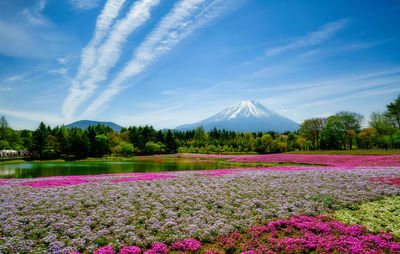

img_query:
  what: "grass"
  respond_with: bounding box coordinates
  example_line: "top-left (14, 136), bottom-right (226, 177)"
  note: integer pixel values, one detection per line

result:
top-left (286, 149), bottom-right (400, 155)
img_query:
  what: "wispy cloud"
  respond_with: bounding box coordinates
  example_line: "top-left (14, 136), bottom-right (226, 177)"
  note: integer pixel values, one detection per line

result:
top-left (48, 68), bottom-right (69, 75)
top-left (0, 108), bottom-right (64, 125)
top-left (254, 67), bottom-right (400, 115)
top-left (69, 0), bottom-right (103, 10)
top-left (80, 0), bottom-right (246, 118)
top-left (0, 87), bottom-right (12, 92)
top-left (21, 0), bottom-right (48, 26)
top-left (4, 74), bottom-right (26, 82)
top-left (74, 0), bottom-right (127, 82)
top-left (266, 18), bottom-right (349, 56)
top-left (0, 19), bottom-right (75, 59)
top-left (62, 0), bottom-right (159, 119)
top-left (57, 55), bottom-right (72, 65)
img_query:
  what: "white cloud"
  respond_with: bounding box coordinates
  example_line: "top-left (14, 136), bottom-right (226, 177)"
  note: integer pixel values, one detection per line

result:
top-left (81, 0), bottom-right (247, 118)
top-left (48, 68), bottom-right (69, 75)
top-left (0, 87), bottom-right (12, 92)
top-left (266, 18), bottom-right (349, 56)
top-left (161, 89), bottom-right (183, 95)
top-left (57, 56), bottom-right (72, 65)
top-left (62, 0), bottom-right (159, 119)
top-left (69, 0), bottom-right (103, 10)
top-left (0, 20), bottom-right (74, 59)
top-left (21, 0), bottom-right (48, 26)
top-left (4, 74), bottom-right (26, 82)
top-left (0, 108), bottom-right (64, 125)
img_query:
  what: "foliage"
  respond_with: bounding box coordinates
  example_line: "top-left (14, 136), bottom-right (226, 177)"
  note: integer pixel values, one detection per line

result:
top-left (386, 94), bottom-right (400, 127)
top-left (333, 196), bottom-right (400, 237)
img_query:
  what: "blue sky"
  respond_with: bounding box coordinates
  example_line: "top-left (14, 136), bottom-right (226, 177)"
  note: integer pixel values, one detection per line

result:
top-left (1, 0), bottom-right (400, 130)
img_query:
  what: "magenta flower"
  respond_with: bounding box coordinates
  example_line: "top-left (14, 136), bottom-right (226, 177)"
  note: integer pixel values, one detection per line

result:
top-left (94, 246), bottom-right (115, 254)
top-left (118, 246), bottom-right (141, 254)
top-left (170, 238), bottom-right (202, 251)
top-left (144, 242), bottom-right (167, 254)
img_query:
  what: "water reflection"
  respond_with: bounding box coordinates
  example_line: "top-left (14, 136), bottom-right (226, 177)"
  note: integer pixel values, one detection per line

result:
top-left (0, 158), bottom-right (246, 179)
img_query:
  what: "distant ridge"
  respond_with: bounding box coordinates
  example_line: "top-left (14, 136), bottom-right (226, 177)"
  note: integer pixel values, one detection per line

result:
top-left (66, 120), bottom-right (123, 132)
top-left (175, 100), bottom-right (299, 133)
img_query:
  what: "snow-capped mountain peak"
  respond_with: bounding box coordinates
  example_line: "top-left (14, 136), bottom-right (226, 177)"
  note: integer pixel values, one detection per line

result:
top-left (175, 100), bottom-right (299, 133)
top-left (212, 100), bottom-right (275, 121)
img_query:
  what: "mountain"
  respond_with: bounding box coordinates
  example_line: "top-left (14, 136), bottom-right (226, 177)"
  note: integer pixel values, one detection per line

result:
top-left (66, 120), bottom-right (123, 132)
top-left (175, 100), bottom-right (299, 133)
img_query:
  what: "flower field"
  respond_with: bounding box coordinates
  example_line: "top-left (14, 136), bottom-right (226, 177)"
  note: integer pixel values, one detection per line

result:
top-left (1, 153), bottom-right (400, 253)
top-left (174, 153), bottom-right (400, 167)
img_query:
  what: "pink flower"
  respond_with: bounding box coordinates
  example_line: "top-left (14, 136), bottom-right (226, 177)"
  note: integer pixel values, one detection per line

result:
top-left (144, 242), bottom-right (167, 254)
top-left (94, 246), bottom-right (115, 254)
top-left (118, 246), bottom-right (141, 254)
top-left (170, 238), bottom-right (202, 251)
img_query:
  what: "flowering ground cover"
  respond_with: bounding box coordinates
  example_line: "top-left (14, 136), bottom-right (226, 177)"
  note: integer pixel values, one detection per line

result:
top-left (333, 196), bottom-right (400, 238)
top-left (0, 166), bottom-right (359, 188)
top-left (174, 153), bottom-right (400, 167)
top-left (52, 215), bottom-right (400, 253)
top-left (1, 167), bottom-right (400, 253)
top-left (370, 176), bottom-right (400, 186)
top-left (203, 215), bottom-right (400, 253)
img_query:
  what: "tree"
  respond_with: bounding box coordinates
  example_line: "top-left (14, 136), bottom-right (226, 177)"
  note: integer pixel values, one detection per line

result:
top-left (31, 122), bottom-right (49, 158)
top-left (43, 135), bottom-right (60, 158)
top-left (357, 128), bottom-right (376, 149)
top-left (335, 111), bottom-right (363, 149)
top-left (20, 130), bottom-right (32, 150)
top-left (369, 112), bottom-right (396, 148)
top-left (94, 134), bottom-right (110, 157)
top-left (299, 118), bottom-right (326, 149)
top-left (145, 141), bottom-right (164, 154)
top-left (321, 116), bottom-right (345, 149)
top-left (164, 130), bottom-right (177, 153)
top-left (0, 116), bottom-right (10, 140)
top-left (54, 126), bottom-right (68, 155)
top-left (120, 142), bottom-right (134, 156)
top-left (386, 94), bottom-right (400, 127)
top-left (67, 129), bottom-right (89, 159)
top-left (194, 127), bottom-right (207, 147)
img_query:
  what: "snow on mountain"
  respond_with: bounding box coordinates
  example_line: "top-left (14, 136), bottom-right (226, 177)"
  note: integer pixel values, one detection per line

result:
top-left (210, 100), bottom-right (275, 121)
top-left (175, 100), bottom-right (299, 133)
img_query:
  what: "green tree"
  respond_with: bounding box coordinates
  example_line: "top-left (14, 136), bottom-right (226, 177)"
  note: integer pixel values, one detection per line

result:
top-left (336, 111), bottom-right (363, 149)
top-left (165, 130), bottom-right (177, 153)
top-left (386, 94), bottom-right (400, 127)
top-left (145, 141), bottom-right (164, 154)
top-left (369, 112), bottom-right (397, 148)
top-left (194, 127), bottom-right (207, 147)
top-left (120, 142), bottom-right (134, 156)
top-left (31, 122), bottom-right (49, 158)
top-left (67, 129), bottom-right (90, 159)
top-left (43, 135), bottom-right (60, 158)
top-left (20, 130), bottom-right (32, 150)
top-left (0, 116), bottom-right (10, 141)
top-left (94, 134), bottom-right (110, 157)
top-left (321, 116), bottom-right (345, 149)
top-left (299, 118), bottom-right (326, 149)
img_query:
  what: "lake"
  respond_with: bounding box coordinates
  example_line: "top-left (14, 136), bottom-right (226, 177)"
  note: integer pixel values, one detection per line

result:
top-left (0, 157), bottom-right (248, 179)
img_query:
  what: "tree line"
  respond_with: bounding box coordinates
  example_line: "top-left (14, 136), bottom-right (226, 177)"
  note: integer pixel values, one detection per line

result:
top-left (0, 95), bottom-right (399, 159)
